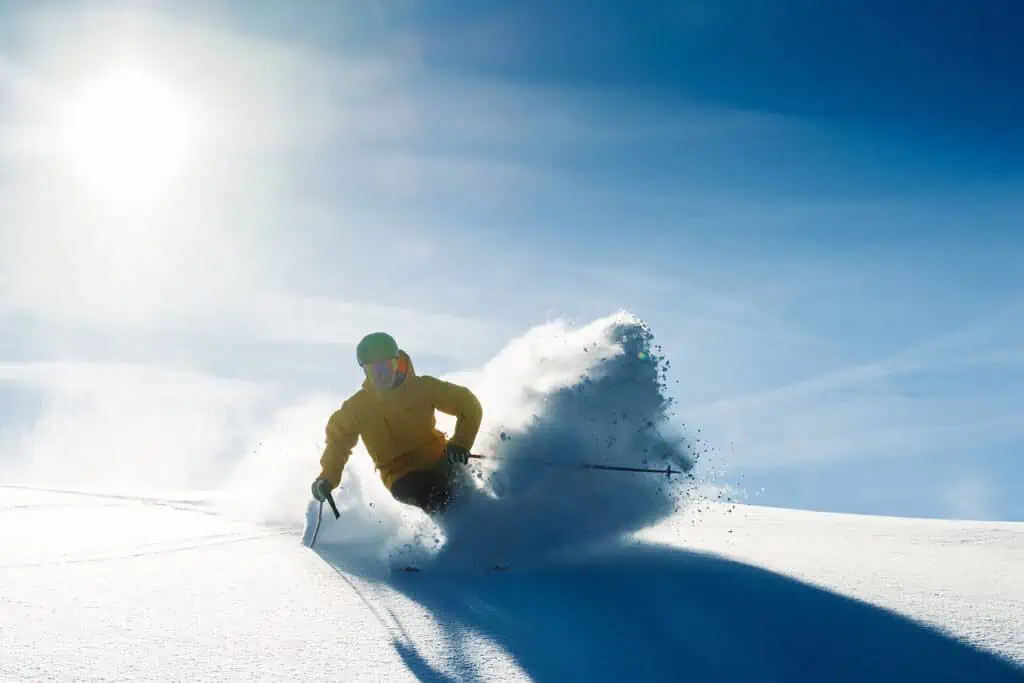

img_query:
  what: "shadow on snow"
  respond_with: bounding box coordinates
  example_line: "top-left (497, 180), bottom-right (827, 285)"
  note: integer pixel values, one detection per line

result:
top-left (312, 540), bottom-right (1023, 683)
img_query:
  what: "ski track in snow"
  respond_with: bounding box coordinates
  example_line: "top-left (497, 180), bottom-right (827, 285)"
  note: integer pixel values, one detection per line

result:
top-left (3, 314), bottom-right (1023, 681)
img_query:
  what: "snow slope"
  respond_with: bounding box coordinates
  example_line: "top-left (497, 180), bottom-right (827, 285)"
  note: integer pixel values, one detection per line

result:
top-left (3, 313), bottom-right (1023, 680)
top-left (2, 488), bottom-right (1022, 682)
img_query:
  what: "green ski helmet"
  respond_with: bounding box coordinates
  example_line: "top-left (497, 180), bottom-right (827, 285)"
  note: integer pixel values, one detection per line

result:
top-left (356, 332), bottom-right (399, 366)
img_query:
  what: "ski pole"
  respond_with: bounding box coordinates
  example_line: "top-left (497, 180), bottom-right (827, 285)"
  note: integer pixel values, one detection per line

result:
top-left (310, 500), bottom-right (324, 548)
top-left (467, 453), bottom-right (684, 478)
top-left (309, 491), bottom-right (340, 550)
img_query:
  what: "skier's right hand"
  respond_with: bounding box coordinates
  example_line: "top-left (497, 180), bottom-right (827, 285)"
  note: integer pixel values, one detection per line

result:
top-left (311, 476), bottom-right (333, 502)
top-left (445, 443), bottom-right (471, 466)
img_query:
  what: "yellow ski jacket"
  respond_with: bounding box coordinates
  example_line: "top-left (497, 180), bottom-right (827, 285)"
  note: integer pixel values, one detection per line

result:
top-left (318, 351), bottom-right (483, 491)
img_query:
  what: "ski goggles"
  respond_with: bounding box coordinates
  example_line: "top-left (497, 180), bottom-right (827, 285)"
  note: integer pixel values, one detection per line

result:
top-left (363, 357), bottom-right (400, 387)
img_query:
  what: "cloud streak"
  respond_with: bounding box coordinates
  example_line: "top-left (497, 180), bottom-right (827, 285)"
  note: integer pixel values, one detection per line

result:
top-left (682, 303), bottom-right (1024, 471)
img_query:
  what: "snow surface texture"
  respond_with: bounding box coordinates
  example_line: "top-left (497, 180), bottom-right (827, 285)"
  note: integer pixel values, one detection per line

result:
top-left (2, 312), bottom-right (1023, 681)
top-left (3, 490), bottom-right (1022, 682)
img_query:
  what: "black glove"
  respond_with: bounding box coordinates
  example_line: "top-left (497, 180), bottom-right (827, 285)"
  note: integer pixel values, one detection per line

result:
top-left (445, 443), bottom-right (470, 465)
top-left (311, 476), bottom-right (333, 502)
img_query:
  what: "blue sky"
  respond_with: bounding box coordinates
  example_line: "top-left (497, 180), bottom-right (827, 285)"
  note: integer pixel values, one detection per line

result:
top-left (0, 0), bottom-right (1022, 520)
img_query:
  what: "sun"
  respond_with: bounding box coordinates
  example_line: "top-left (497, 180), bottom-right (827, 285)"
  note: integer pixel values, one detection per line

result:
top-left (60, 66), bottom-right (195, 209)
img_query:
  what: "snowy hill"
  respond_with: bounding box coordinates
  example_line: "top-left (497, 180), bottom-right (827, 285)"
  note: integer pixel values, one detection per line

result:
top-left (3, 314), bottom-right (1022, 681)
top-left (2, 487), bottom-right (1022, 682)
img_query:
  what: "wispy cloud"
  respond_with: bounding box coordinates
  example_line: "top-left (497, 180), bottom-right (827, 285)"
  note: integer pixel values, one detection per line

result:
top-left (1, 6), bottom-right (529, 365)
top-left (4, 3), bottom-right (781, 374)
top-left (682, 303), bottom-right (1024, 471)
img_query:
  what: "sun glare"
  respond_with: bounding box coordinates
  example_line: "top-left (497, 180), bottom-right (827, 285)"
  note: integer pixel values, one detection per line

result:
top-left (60, 66), bottom-right (195, 209)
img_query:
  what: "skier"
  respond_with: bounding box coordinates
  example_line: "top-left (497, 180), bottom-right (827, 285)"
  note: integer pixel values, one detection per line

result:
top-left (310, 332), bottom-right (483, 516)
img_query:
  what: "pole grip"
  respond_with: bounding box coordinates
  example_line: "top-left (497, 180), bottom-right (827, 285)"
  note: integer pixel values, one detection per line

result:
top-left (326, 491), bottom-right (340, 519)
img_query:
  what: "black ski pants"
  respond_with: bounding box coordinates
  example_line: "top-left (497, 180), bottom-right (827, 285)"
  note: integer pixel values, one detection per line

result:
top-left (390, 459), bottom-right (457, 515)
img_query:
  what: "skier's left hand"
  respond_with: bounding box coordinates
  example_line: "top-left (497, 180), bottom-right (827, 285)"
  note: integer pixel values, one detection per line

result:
top-left (311, 476), bottom-right (333, 502)
top-left (445, 443), bottom-right (470, 465)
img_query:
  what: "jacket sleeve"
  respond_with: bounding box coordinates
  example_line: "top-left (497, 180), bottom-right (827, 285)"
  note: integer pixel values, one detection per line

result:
top-left (423, 376), bottom-right (483, 450)
top-left (319, 402), bottom-right (360, 488)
